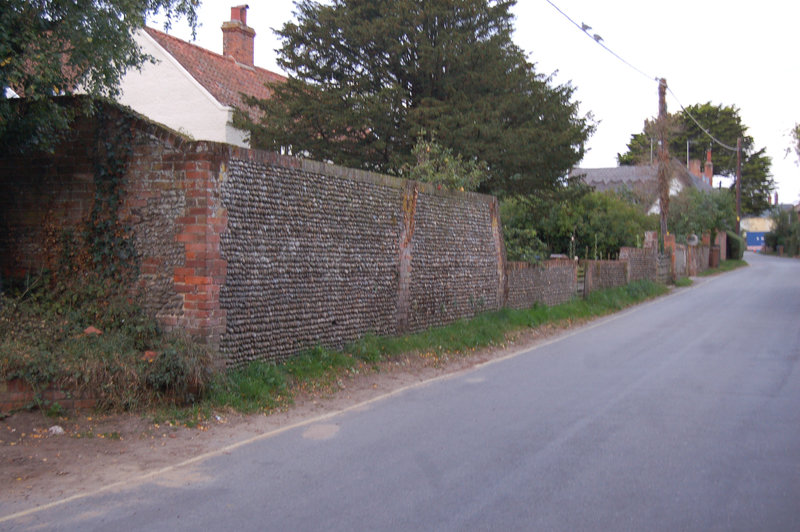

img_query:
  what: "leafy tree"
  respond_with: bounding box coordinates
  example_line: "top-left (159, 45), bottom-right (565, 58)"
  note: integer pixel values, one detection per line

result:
top-left (617, 102), bottom-right (774, 215)
top-left (792, 123), bottom-right (800, 163)
top-left (402, 135), bottom-right (487, 191)
top-left (765, 208), bottom-right (800, 256)
top-left (501, 188), bottom-right (657, 261)
top-left (0, 0), bottom-right (199, 154)
top-left (667, 187), bottom-right (735, 243)
top-left (500, 196), bottom-right (549, 263)
top-left (236, 0), bottom-right (593, 197)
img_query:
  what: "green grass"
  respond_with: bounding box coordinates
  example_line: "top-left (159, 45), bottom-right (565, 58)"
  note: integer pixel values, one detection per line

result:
top-left (2, 274), bottom-right (672, 425)
top-left (698, 259), bottom-right (748, 277)
top-left (194, 280), bottom-right (669, 420)
top-left (674, 277), bottom-right (693, 287)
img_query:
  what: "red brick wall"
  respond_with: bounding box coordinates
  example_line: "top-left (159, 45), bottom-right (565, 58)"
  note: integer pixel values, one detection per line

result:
top-left (0, 100), bottom-right (228, 352)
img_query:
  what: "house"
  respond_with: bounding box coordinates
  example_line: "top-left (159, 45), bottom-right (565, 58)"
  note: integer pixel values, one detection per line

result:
top-left (572, 153), bottom-right (714, 214)
top-left (117, 5), bottom-right (285, 147)
top-left (741, 196), bottom-right (795, 252)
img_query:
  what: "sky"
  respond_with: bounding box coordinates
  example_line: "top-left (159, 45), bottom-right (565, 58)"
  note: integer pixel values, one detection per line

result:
top-left (149, 0), bottom-right (800, 203)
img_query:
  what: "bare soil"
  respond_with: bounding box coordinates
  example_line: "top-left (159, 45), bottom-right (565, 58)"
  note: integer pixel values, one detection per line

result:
top-left (1, 323), bottom-right (572, 515)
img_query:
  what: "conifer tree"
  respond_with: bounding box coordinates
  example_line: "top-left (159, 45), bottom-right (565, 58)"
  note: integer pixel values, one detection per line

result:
top-left (236, 0), bottom-right (593, 197)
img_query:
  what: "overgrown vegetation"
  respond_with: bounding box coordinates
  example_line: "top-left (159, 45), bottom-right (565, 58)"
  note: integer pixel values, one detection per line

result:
top-left (501, 188), bottom-right (658, 262)
top-left (765, 208), bottom-right (800, 256)
top-left (726, 230), bottom-right (746, 260)
top-left (0, 274), bottom-right (214, 411)
top-left (668, 188), bottom-right (735, 244)
top-left (0, 111), bottom-right (213, 412)
top-left (401, 136), bottom-right (488, 192)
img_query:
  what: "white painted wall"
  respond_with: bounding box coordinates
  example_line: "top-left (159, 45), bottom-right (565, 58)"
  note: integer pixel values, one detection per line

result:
top-left (647, 177), bottom-right (685, 215)
top-left (117, 31), bottom-right (247, 147)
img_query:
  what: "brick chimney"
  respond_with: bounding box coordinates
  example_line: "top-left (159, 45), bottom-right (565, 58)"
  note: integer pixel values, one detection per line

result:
top-left (704, 149), bottom-right (713, 187)
top-left (688, 159), bottom-right (702, 179)
top-left (222, 5), bottom-right (255, 66)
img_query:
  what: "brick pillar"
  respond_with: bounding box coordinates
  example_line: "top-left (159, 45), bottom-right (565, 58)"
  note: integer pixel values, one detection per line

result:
top-left (174, 154), bottom-right (228, 348)
top-left (663, 234), bottom-right (676, 281)
top-left (489, 197), bottom-right (507, 309)
top-left (395, 181), bottom-right (418, 333)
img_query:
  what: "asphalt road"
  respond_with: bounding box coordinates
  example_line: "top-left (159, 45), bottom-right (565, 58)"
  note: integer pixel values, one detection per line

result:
top-left (3, 252), bottom-right (799, 531)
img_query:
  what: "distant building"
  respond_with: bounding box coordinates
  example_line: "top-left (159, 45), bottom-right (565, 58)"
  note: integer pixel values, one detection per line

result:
top-left (117, 5), bottom-right (284, 147)
top-left (572, 154), bottom-right (713, 214)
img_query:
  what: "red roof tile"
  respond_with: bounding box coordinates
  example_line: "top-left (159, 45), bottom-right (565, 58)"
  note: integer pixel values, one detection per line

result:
top-left (144, 26), bottom-right (285, 117)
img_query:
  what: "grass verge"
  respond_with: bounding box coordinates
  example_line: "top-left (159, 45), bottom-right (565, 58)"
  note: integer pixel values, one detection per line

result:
top-left (2, 277), bottom-right (669, 424)
top-left (195, 280), bottom-right (669, 422)
top-left (698, 259), bottom-right (748, 277)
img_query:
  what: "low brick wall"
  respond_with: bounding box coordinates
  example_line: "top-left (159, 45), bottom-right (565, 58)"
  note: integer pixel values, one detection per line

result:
top-left (505, 260), bottom-right (577, 309)
top-left (583, 260), bottom-right (628, 295)
top-left (0, 379), bottom-right (96, 414)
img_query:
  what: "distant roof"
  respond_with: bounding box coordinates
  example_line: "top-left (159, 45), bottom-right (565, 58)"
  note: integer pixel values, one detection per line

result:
top-left (144, 26), bottom-right (286, 116)
top-left (572, 159), bottom-right (712, 194)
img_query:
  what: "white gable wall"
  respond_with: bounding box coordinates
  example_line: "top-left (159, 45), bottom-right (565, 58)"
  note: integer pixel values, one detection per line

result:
top-left (647, 177), bottom-right (686, 215)
top-left (117, 31), bottom-right (248, 147)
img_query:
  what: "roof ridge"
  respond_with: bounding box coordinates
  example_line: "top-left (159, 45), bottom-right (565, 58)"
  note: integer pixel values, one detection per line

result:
top-left (143, 26), bottom-right (286, 81)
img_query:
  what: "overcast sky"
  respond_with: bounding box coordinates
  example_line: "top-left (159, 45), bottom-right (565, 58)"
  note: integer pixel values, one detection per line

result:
top-left (150, 0), bottom-right (800, 203)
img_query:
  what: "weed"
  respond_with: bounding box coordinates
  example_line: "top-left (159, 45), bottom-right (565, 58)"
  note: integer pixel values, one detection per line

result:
top-left (0, 274), bottom-right (215, 412)
top-left (674, 277), bottom-right (693, 287)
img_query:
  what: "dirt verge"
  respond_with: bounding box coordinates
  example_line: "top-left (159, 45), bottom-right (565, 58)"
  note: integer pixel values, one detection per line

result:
top-left (1, 322), bottom-right (570, 515)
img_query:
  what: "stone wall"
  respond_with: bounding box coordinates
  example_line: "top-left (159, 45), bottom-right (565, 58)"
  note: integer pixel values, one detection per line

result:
top-left (216, 153), bottom-right (504, 364)
top-left (0, 99), bottom-right (505, 366)
top-left (505, 260), bottom-right (577, 309)
top-left (619, 247), bottom-right (657, 282)
top-left (2, 98), bottom-right (702, 371)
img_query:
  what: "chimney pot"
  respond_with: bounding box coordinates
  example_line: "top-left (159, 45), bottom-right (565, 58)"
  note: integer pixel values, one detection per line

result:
top-left (222, 4), bottom-right (255, 67)
top-left (231, 5), bottom-right (248, 25)
top-left (704, 149), bottom-right (713, 187)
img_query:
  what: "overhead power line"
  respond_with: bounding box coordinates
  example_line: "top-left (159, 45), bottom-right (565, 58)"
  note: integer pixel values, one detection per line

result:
top-left (666, 87), bottom-right (738, 152)
top-left (543, 0), bottom-right (657, 83)
top-left (543, 0), bottom-right (739, 155)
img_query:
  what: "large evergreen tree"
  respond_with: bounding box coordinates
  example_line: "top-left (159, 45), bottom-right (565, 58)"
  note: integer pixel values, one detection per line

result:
top-left (236, 0), bottom-right (593, 197)
top-left (617, 102), bottom-right (774, 215)
top-left (0, 0), bottom-right (199, 154)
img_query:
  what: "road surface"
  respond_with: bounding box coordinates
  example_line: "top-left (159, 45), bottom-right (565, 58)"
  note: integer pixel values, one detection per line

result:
top-left (3, 252), bottom-right (799, 531)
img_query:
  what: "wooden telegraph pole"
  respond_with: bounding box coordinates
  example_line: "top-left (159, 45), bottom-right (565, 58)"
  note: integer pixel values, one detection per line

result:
top-left (656, 78), bottom-right (670, 245)
top-left (736, 137), bottom-right (742, 234)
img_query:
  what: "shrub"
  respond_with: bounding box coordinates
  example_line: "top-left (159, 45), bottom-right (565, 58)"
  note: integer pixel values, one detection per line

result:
top-left (726, 230), bottom-right (745, 260)
top-left (765, 209), bottom-right (800, 256)
top-left (0, 274), bottom-right (215, 411)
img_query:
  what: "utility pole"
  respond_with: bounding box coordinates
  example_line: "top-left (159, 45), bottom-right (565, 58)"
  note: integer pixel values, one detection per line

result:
top-left (736, 137), bottom-right (742, 234)
top-left (656, 78), bottom-right (670, 245)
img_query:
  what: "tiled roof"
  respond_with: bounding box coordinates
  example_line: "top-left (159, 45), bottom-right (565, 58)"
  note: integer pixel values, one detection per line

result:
top-left (144, 26), bottom-right (285, 116)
